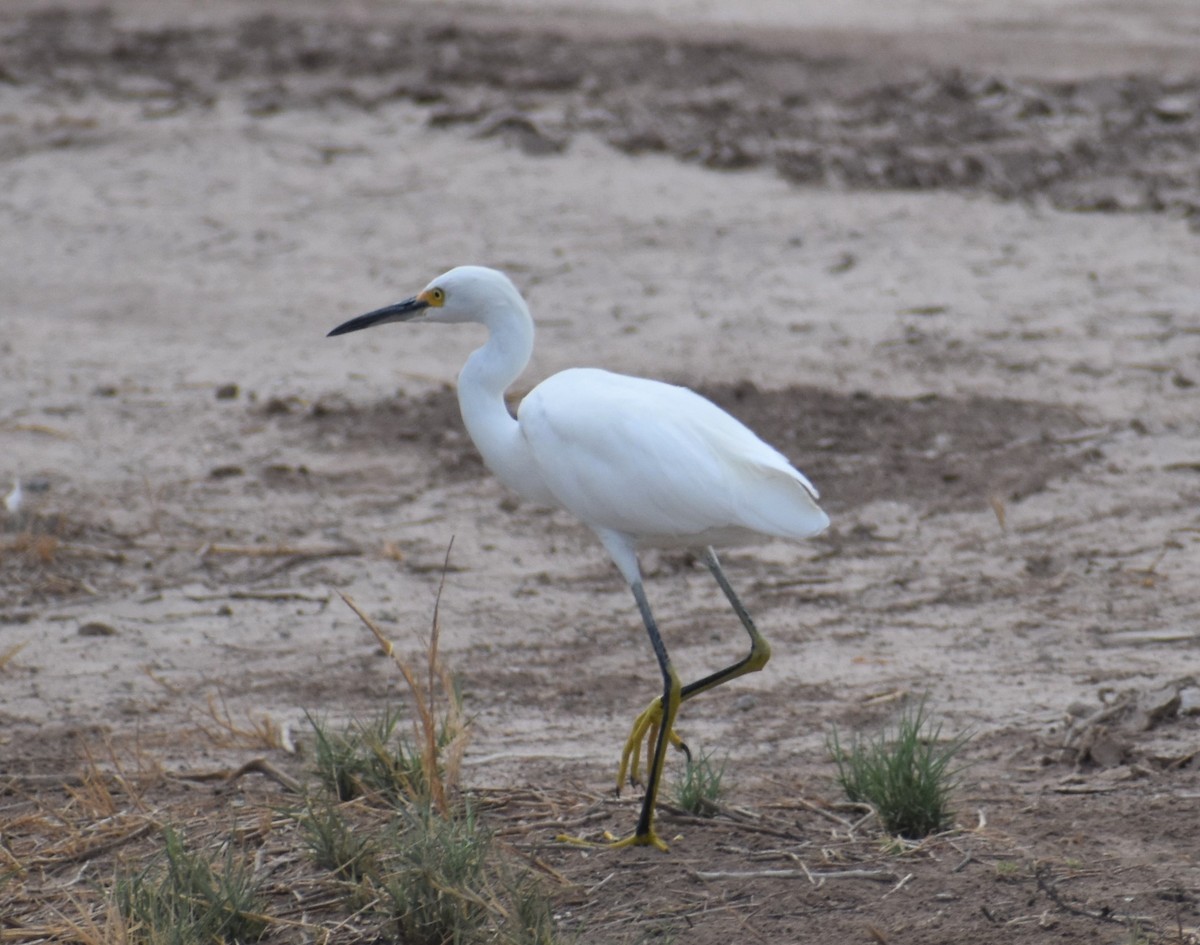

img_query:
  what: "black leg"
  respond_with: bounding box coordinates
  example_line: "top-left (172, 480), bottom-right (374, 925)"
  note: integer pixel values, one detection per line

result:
top-left (628, 580), bottom-right (680, 848)
top-left (678, 547), bottom-right (772, 701)
top-left (612, 547), bottom-right (774, 840)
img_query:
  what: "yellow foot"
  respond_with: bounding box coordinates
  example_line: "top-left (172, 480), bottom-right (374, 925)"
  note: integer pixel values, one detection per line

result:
top-left (555, 829), bottom-right (669, 852)
top-left (616, 697), bottom-right (690, 792)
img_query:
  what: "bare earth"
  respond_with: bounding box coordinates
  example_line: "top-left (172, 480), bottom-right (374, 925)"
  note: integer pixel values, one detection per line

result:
top-left (2, 1), bottom-right (1199, 941)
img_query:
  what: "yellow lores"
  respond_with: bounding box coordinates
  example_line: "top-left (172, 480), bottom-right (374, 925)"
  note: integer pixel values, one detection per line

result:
top-left (329, 265), bottom-right (828, 851)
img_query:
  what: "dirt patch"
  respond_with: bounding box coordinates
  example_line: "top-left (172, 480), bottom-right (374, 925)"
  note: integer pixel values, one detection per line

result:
top-left (4, 9), bottom-right (1200, 223)
top-left (0, 510), bottom-right (132, 609)
top-left (279, 386), bottom-right (488, 486)
top-left (701, 382), bottom-right (1094, 513)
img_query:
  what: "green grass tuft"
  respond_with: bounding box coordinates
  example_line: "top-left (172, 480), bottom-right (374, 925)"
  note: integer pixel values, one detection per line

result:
top-left (337, 578), bottom-right (470, 815)
top-left (301, 703), bottom-right (567, 945)
top-left (501, 871), bottom-right (562, 945)
top-left (297, 799), bottom-right (379, 884)
top-left (829, 697), bottom-right (970, 839)
top-left (670, 747), bottom-right (728, 817)
top-left (297, 579), bottom-right (565, 944)
top-left (376, 803), bottom-right (494, 945)
top-left (115, 826), bottom-right (266, 945)
top-left (308, 705), bottom-right (431, 804)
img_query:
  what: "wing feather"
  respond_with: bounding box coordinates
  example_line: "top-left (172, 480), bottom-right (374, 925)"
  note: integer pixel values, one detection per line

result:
top-left (517, 368), bottom-right (828, 544)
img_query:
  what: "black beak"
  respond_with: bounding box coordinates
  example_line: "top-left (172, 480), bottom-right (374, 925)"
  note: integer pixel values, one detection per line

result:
top-left (327, 296), bottom-right (430, 337)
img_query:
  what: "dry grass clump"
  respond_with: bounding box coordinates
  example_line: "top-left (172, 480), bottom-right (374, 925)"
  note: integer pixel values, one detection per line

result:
top-left (200, 694), bottom-right (293, 753)
top-left (0, 530), bottom-right (61, 564)
top-left (0, 753), bottom-right (161, 941)
top-left (0, 511), bottom-right (126, 604)
top-left (336, 580), bottom-right (469, 815)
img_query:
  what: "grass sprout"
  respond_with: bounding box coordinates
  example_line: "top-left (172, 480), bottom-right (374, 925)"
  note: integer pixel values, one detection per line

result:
top-left (500, 869), bottom-right (563, 945)
top-left (671, 747), bottom-right (727, 817)
top-left (376, 803), bottom-right (493, 945)
top-left (291, 543), bottom-right (564, 943)
top-left (829, 697), bottom-right (970, 839)
top-left (115, 826), bottom-right (266, 945)
top-left (293, 794), bottom-right (565, 945)
top-left (308, 705), bottom-right (429, 803)
top-left (368, 802), bottom-right (566, 945)
top-left (297, 800), bottom-right (379, 884)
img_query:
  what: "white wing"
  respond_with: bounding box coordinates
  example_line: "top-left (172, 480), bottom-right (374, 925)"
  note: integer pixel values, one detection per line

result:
top-left (517, 368), bottom-right (829, 546)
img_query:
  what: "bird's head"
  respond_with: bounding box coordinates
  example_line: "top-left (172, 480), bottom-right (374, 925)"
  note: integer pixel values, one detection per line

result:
top-left (327, 265), bottom-right (525, 336)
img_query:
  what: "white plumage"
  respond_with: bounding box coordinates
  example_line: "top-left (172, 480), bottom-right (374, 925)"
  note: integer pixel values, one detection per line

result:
top-left (518, 368), bottom-right (826, 555)
top-left (329, 265), bottom-right (828, 850)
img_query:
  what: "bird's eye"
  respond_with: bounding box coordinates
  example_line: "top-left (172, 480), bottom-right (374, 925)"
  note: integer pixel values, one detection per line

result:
top-left (428, 287), bottom-right (446, 306)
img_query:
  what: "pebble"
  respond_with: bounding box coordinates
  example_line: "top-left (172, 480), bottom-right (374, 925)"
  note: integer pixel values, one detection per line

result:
top-left (78, 619), bottom-right (118, 637)
top-left (1152, 94), bottom-right (1194, 121)
top-left (733, 694), bottom-right (757, 712)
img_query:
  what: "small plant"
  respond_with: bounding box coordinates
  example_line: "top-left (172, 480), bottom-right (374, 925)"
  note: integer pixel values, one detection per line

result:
top-left (829, 697), bottom-right (970, 839)
top-left (367, 803), bottom-right (566, 945)
top-left (376, 804), bottom-right (493, 945)
top-left (297, 800), bottom-right (379, 884)
top-left (995, 860), bottom-right (1022, 880)
top-left (671, 747), bottom-right (727, 817)
top-left (322, 545), bottom-right (564, 944)
top-left (309, 706), bottom-right (431, 803)
top-left (501, 871), bottom-right (561, 945)
top-left (115, 827), bottom-right (267, 944)
top-left (337, 541), bottom-right (469, 815)
top-left (1124, 920), bottom-right (1153, 945)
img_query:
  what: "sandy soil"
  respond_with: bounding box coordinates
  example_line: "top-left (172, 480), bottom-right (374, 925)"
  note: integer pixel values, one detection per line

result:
top-left (2, 2), bottom-right (1199, 942)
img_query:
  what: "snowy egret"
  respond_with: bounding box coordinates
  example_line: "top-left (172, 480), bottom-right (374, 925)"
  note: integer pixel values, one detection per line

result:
top-left (328, 266), bottom-right (829, 850)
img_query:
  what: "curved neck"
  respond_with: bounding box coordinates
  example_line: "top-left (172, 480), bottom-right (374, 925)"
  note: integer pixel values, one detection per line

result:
top-left (455, 301), bottom-right (550, 503)
top-left (459, 302), bottom-right (534, 400)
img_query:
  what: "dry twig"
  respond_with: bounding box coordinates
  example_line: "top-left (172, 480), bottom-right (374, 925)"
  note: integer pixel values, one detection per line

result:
top-left (690, 867), bottom-right (899, 882)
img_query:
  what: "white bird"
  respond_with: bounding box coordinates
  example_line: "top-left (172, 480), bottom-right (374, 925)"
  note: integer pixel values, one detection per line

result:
top-left (4, 478), bottom-right (22, 516)
top-left (329, 265), bottom-right (829, 850)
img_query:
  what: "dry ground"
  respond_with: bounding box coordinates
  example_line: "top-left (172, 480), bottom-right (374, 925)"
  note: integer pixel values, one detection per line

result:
top-left (2, 2), bottom-right (1199, 942)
